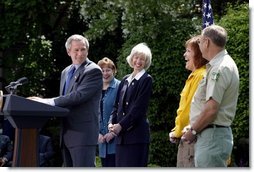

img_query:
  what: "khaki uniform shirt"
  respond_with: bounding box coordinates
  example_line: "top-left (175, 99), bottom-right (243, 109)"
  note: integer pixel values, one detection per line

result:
top-left (190, 50), bottom-right (239, 126)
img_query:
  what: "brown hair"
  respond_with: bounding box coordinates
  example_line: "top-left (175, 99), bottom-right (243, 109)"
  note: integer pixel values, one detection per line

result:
top-left (185, 35), bottom-right (208, 69)
top-left (97, 57), bottom-right (117, 75)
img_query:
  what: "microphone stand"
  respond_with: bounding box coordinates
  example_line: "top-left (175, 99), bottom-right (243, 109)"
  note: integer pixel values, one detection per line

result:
top-left (5, 83), bottom-right (23, 95)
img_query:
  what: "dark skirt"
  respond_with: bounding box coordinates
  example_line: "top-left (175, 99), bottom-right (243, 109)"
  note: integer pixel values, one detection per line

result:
top-left (115, 143), bottom-right (149, 167)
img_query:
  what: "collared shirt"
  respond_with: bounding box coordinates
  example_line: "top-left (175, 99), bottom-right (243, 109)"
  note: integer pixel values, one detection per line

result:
top-left (72, 64), bottom-right (81, 70)
top-left (48, 64), bottom-right (81, 106)
top-left (172, 66), bottom-right (206, 138)
top-left (190, 50), bottom-right (239, 126)
top-left (34, 62), bottom-right (85, 105)
top-left (126, 69), bottom-right (146, 86)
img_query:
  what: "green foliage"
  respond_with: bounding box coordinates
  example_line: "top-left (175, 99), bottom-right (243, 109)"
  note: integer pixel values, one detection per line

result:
top-left (3, 35), bottom-right (54, 97)
top-left (218, 3), bottom-right (249, 142)
top-left (0, 0), bottom-right (90, 96)
top-left (0, 0), bottom-right (56, 49)
top-left (96, 156), bottom-right (102, 167)
top-left (80, 0), bottom-right (122, 41)
top-left (80, 0), bottom-right (124, 63)
top-left (149, 131), bottom-right (178, 166)
top-left (0, 0), bottom-right (249, 167)
top-left (0, 0), bottom-right (60, 96)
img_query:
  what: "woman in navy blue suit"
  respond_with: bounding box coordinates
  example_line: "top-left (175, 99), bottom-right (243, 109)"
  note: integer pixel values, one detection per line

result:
top-left (109, 43), bottom-right (153, 167)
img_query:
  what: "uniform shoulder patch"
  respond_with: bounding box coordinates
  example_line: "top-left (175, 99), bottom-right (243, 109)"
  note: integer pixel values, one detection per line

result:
top-left (211, 72), bottom-right (220, 81)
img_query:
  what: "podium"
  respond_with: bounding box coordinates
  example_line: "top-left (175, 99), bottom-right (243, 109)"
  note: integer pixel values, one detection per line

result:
top-left (1, 94), bottom-right (69, 167)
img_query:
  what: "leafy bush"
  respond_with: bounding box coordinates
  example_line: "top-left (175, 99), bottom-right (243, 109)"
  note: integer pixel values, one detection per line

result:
top-left (0, 0), bottom-right (248, 167)
top-left (149, 131), bottom-right (178, 167)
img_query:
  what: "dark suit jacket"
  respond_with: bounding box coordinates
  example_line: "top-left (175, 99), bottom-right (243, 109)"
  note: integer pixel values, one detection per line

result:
top-left (39, 135), bottom-right (54, 167)
top-left (54, 58), bottom-right (102, 148)
top-left (0, 134), bottom-right (13, 164)
top-left (112, 72), bottom-right (152, 144)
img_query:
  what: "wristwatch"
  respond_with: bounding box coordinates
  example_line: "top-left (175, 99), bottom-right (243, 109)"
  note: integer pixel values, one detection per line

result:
top-left (190, 127), bottom-right (197, 136)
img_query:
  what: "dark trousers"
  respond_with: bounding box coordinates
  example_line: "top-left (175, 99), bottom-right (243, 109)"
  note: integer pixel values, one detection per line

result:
top-left (101, 154), bottom-right (116, 167)
top-left (116, 143), bottom-right (149, 167)
top-left (62, 143), bottom-right (96, 167)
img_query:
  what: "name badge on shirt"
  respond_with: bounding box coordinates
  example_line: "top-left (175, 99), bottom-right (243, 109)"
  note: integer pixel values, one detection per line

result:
top-left (211, 72), bottom-right (220, 81)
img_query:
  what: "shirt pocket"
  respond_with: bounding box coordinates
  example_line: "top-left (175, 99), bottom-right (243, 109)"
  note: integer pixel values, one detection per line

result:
top-left (194, 77), bottom-right (207, 102)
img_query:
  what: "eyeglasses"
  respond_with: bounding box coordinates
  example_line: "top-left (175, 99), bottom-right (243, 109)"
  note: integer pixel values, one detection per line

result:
top-left (197, 39), bottom-right (201, 44)
top-left (197, 37), bottom-right (209, 45)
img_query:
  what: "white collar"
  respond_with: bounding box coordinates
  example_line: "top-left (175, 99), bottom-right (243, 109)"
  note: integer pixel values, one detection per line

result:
top-left (126, 69), bottom-right (146, 85)
top-left (73, 64), bottom-right (81, 70)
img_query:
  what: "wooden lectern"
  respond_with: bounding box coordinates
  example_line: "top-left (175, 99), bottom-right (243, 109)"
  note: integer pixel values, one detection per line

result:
top-left (1, 94), bottom-right (69, 167)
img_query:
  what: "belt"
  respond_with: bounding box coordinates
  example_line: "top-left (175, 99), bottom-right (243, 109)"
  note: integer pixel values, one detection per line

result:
top-left (204, 124), bottom-right (229, 130)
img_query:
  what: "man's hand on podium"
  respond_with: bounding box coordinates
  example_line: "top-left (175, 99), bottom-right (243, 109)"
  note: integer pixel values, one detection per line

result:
top-left (27, 97), bottom-right (53, 105)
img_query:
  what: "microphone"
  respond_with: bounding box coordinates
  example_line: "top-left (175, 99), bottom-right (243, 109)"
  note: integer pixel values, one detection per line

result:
top-left (5, 77), bottom-right (29, 94)
top-left (10, 77), bottom-right (28, 86)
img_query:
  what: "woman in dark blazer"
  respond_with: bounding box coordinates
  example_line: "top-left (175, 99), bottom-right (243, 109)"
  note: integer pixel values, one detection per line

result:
top-left (109, 43), bottom-right (153, 167)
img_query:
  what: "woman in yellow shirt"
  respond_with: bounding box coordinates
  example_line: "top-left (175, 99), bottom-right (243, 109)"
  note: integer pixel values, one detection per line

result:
top-left (169, 35), bottom-right (208, 167)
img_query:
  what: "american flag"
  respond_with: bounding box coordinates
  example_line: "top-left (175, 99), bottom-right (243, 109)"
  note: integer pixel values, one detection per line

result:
top-left (202, 0), bottom-right (214, 29)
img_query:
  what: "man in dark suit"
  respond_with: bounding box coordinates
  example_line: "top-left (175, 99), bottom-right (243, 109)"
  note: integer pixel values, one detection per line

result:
top-left (0, 134), bottom-right (13, 167)
top-left (31, 34), bottom-right (102, 167)
top-left (39, 134), bottom-right (54, 167)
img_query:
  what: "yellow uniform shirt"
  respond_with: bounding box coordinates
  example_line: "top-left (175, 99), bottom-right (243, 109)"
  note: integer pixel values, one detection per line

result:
top-left (172, 66), bottom-right (206, 138)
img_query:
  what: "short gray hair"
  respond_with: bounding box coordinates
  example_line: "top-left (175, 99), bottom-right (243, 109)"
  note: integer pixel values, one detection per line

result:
top-left (202, 25), bottom-right (227, 48)
top-left (65, 34), bottom-right (89, 50)
top-left (126, 43), bottom-right (152, 70)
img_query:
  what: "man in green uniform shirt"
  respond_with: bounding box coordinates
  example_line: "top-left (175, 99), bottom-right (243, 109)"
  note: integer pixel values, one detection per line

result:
top-left (182, 25), bottom-right (239, 167)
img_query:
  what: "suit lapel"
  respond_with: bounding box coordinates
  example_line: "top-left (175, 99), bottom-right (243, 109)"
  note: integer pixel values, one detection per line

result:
top-left (64, 60), bottom-right (89, 94)
top-left (60, 66), bottom-right (71, 95)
